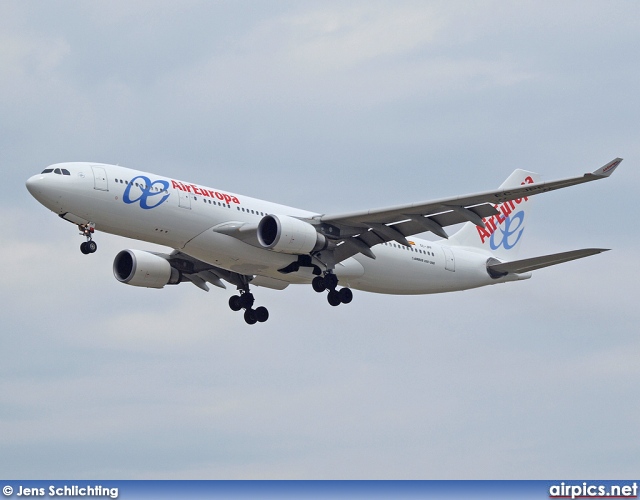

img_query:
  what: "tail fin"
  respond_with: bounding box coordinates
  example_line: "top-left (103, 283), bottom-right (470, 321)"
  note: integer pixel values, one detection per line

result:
top-left (447, 169), bottom-right (541, 260)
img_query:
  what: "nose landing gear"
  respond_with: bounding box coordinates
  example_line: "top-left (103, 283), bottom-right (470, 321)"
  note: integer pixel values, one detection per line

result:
top-left (79, 223), bottom-right (97, 254)
top-left (312, 272), bottom-right (353, 307)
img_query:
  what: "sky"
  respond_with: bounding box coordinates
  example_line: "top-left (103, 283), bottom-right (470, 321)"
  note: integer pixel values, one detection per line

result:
top-left (1, 0), bottom-right (639, 479)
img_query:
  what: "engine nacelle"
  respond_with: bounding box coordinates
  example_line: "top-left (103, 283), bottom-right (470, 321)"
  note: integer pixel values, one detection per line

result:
top-left (113, 249), bottom-right (181, 288)
top-left (257, 214), bottom-right (326, 255)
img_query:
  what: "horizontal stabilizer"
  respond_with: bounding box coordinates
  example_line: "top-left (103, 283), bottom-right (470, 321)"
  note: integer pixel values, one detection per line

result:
top-left (488, 248), bottom-right (609, 275)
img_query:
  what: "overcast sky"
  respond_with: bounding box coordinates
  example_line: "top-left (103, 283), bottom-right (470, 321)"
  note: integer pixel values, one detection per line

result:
top-left (1, 1), bottom-right (639, 479)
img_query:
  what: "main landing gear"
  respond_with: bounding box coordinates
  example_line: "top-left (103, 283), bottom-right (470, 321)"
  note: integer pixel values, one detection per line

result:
top-left (312, 273), bottom-right (353, 307)
top-left (79, 223), bottom-right (97, 255)
top-left (228, 286), bottom-right (269, 325)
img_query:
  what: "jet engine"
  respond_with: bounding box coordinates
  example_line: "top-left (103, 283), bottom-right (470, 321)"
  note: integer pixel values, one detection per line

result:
top-left (113, 249), bottom-right (181, 288)
top-left (257, 215), bottom-right (326, 255)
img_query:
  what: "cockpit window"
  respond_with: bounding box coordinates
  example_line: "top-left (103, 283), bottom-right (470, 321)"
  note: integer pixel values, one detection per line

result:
top-left (41, 167), bottom-right (71, 175)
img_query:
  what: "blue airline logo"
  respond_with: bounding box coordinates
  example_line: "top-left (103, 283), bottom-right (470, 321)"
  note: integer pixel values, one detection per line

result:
top-left (476, 174), bottom-right (534, 250)
top-left (122, 175), bottom-right (170, 209)
top-left (490, 211), bottom-right (525, 250)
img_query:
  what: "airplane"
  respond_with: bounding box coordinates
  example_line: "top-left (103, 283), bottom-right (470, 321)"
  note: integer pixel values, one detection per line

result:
top-left (25, 158), bottom-right (622, 324)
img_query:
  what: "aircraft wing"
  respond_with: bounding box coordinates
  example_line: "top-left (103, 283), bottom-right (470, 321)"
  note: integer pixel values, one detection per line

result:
top-left (487, 248), bottom-right (609, 276)
top-left (316, 158), bottom-right (622, 262)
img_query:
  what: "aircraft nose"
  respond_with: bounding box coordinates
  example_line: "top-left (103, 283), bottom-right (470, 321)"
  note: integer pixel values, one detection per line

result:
top-left (25, 174), bottom-right (42, 196)
top-left (26, 172), bottom-right (58, 208)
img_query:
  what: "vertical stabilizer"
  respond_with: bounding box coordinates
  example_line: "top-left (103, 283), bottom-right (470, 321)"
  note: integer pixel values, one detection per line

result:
top-left (447, 169), bottom-right (541, 260)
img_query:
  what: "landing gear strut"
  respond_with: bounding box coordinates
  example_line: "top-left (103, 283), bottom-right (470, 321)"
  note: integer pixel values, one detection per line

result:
top-left (228, 286), bottom-right (269, 325)
top-left (312, 272), bottom-right (353, 307)
top-left (79, 223), bottom-right (97, 254)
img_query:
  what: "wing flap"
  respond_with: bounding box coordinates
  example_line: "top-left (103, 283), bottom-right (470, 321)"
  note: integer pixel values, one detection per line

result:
top-left (487, 248), bottom-right (609, 275)
top-left (394, 204), bottom-right (498, 239)
top-left (162, 250), bottom-right (250, 289)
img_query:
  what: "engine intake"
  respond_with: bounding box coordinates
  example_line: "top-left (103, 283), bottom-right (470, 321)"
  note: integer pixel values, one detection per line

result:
top-left (257, 215), bottom-right (326, 255)
top-left (113, 249), bottom-right (181, 288)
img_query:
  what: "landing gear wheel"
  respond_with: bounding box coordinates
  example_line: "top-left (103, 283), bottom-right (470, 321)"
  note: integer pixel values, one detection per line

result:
top-left (312, 276), bottom-right (326, 293)
top-left (229, 295), bottom-right (242, 311)
top-left (232, 283), bottom-right (269, 324)
top-left (239, 292), bottom-right (255, 309)
top-left (324, 273), bottom-right (338, 290)
top-left (78, 223), bottom-right (97, 254)
top-left (244, 309), bottom-right (257, 325)
top-left (327, 290), bottom-right (341, 306)
top-left (338, 287), bottom-right (353, 304)
top-left (255, 306), bottom-right (269, 323)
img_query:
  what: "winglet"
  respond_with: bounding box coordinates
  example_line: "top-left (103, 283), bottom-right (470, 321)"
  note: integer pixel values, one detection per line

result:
top-left (591, 158), bottom-right (623, 178)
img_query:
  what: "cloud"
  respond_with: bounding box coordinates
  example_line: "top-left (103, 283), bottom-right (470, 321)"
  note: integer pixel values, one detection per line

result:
top-left (266, 3), bottom-right (444, 70)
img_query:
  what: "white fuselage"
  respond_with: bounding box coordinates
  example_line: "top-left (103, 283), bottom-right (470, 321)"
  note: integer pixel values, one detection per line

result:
top-left (26, 162), bottom-right (520, 295)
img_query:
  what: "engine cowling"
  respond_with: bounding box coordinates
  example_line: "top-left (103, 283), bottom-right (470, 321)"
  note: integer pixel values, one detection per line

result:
top-left (113, 249), bottom-right (181, 288)
top-left (257, 214), bottom-right (326, 255)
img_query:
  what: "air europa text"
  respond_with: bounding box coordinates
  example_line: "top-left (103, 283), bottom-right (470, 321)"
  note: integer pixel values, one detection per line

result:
top-left (171, 180), bottom-right (240, 205)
